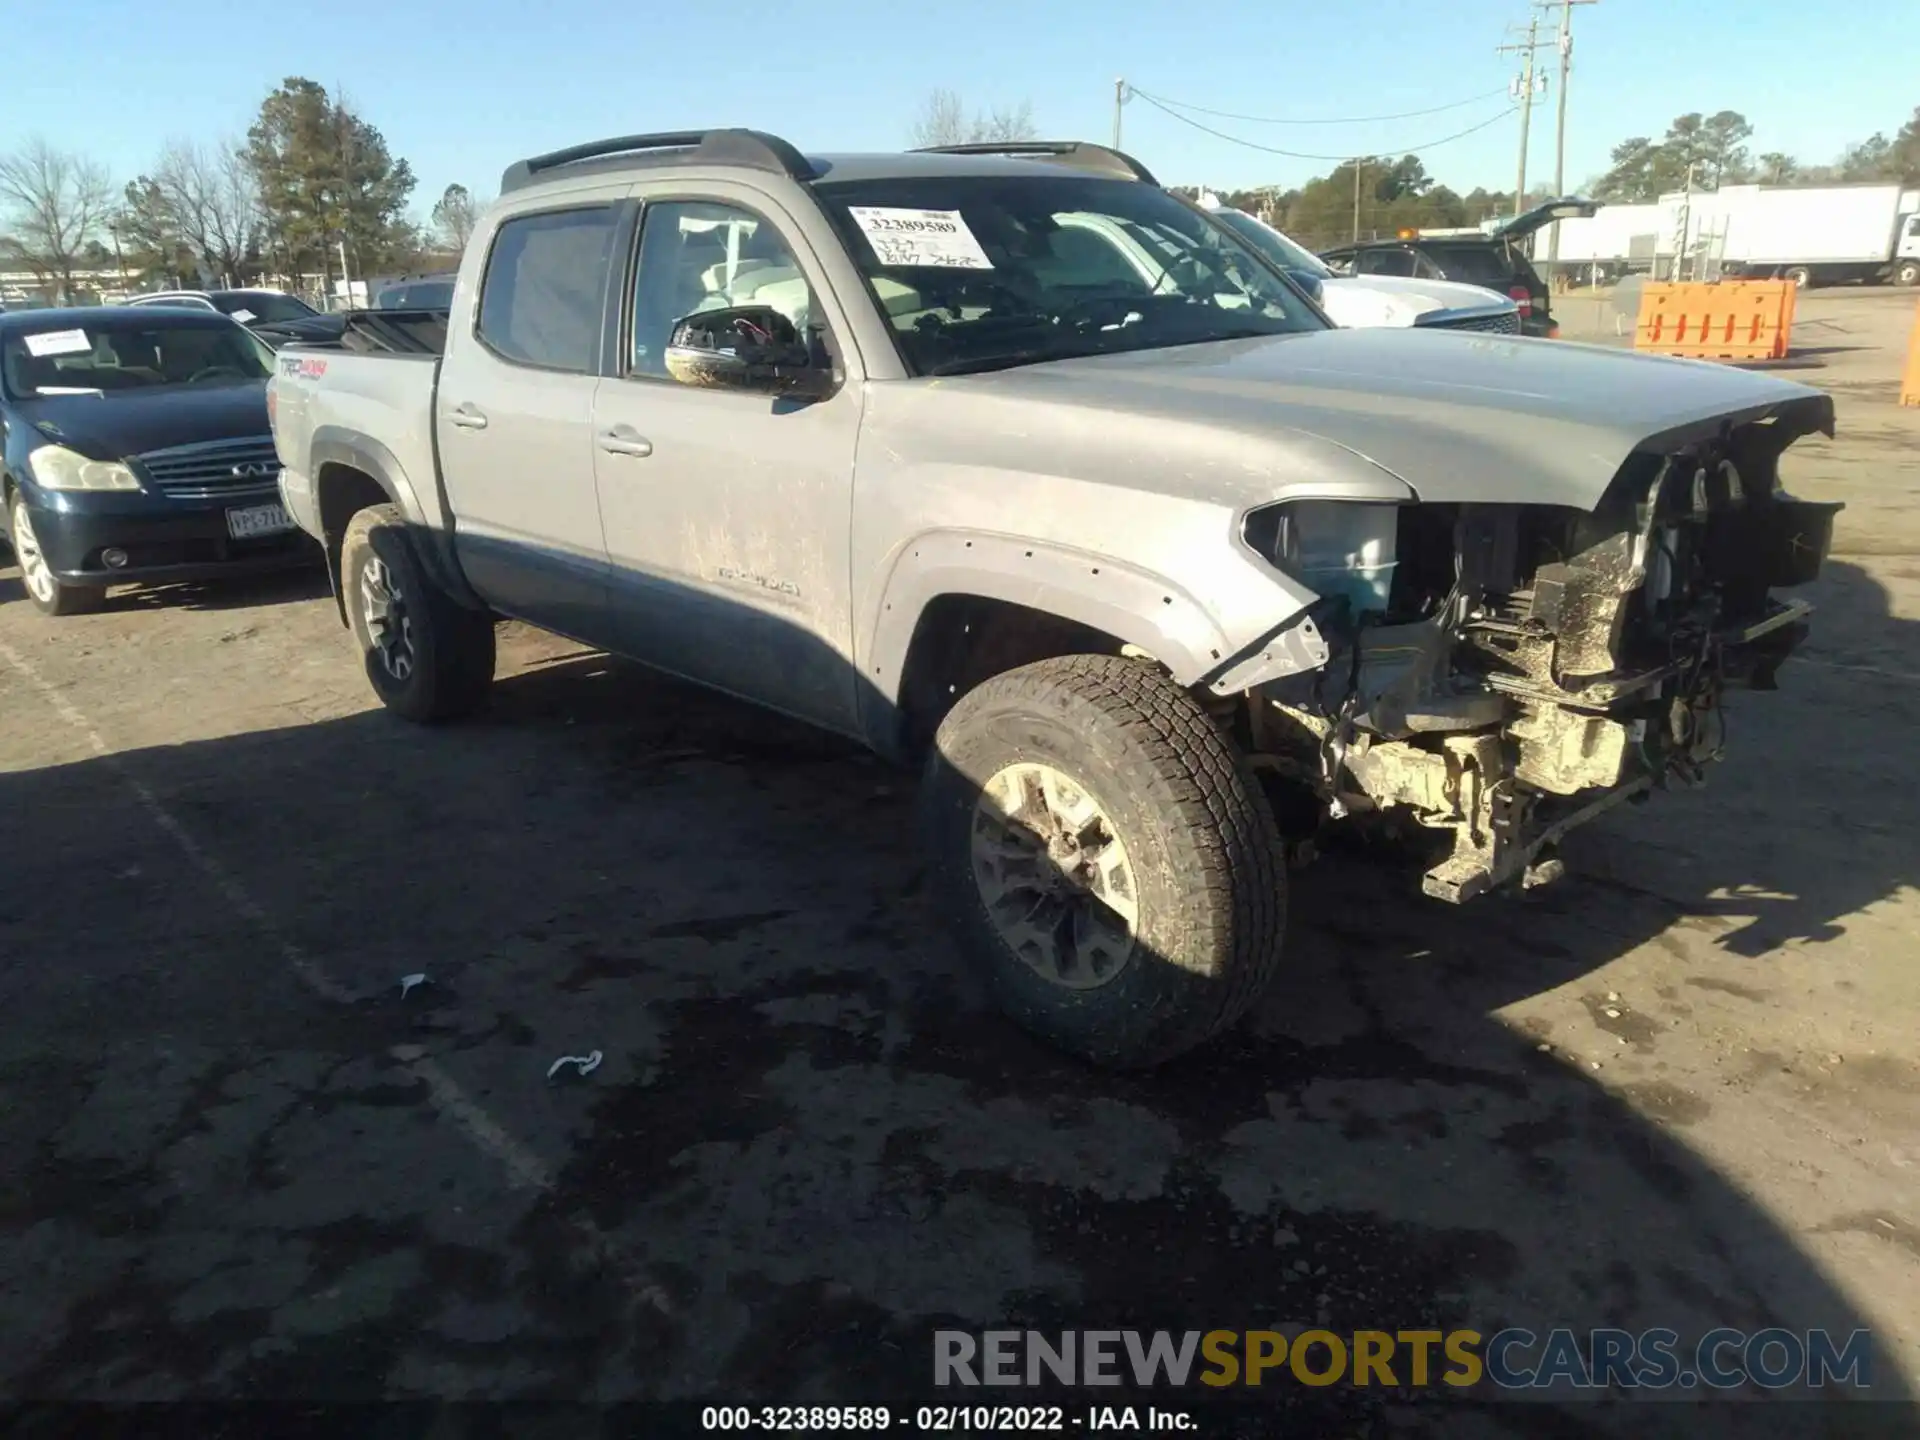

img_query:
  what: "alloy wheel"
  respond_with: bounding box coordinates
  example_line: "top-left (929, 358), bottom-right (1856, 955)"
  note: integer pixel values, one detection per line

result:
top-left (969, 760), bottom-right (1139, 989)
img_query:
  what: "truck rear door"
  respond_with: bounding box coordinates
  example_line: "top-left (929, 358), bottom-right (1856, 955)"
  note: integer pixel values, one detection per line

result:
top-left (435, 198), bottom-right (627, 639)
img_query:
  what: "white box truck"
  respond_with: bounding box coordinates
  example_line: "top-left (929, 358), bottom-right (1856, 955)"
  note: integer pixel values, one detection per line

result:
top-left (1713, 184), bottom-right (1920, 288)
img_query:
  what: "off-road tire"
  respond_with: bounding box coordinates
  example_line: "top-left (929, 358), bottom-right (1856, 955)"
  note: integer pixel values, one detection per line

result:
top-left (340, 504), bottom-right (494, 723)
top-left (921, 653), bottom-right (1287, 1068)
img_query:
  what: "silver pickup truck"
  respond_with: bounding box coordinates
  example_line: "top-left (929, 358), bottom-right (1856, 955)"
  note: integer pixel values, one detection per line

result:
top-left (270, 130), bottom-right (1840, 1068)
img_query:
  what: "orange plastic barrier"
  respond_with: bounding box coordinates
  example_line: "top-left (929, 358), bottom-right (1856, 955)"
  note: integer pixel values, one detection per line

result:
top-left (1902, 298), bottom-right (1920, 407)
top-left (1633, 280), bottom-right (1796, 361)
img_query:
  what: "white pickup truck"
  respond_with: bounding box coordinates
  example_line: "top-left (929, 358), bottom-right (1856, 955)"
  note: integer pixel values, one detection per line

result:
top-left (269, 131), bottom-right (1839, 1068)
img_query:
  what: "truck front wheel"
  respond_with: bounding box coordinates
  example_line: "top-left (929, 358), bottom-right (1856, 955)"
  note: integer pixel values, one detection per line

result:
top-left (340, 504), bottom-right (494, 723)
top-left (1782, 265), bottom-right (1815, 289)
top-left (921, 654), bottom-right (1287, 1068)
top-left (1896, 259), bottom-right (1920, 288)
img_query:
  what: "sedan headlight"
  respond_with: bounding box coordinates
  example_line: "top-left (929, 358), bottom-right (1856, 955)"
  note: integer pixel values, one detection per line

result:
top-left (27, 445), bottom-right (141, 492)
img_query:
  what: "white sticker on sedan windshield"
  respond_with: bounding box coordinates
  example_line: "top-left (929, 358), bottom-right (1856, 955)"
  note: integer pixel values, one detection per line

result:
top-left (22, 328), bottom-right (91, 357)
top-left (229, 308), bottom-right (256, 323)
top-left (848, 207), bottom-right (994, 269)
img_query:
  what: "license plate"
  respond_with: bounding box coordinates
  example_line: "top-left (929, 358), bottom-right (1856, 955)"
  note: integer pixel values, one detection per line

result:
top-left (227, 502), bottom-right (295, 540)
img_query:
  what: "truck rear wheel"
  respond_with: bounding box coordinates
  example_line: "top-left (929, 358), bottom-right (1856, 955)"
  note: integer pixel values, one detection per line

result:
top-left (921, 654), bottom-right (1287, 1068)
top-left (1782, 265), bottom-right (1815, 289)
top-left (340, 504), bottom-right (494, 723)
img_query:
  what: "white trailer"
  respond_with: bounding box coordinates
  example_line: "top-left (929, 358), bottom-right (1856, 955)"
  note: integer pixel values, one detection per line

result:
top-left (1711, 184), bottom-right (1920, 288)
top-left (1546, 202), bottom-right (1664, 281)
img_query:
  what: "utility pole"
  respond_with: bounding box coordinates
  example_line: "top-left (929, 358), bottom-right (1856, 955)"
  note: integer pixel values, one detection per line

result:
top-left (1498, 16), bottom-right (1552, 218)
top-left (1352, 157), bottom-right (1364, 241)
top-left (1536, 0), bottom-right (1599, 267)
top-left (333, 81), bottom-right (364, 310)
top-left (1112, 78), bottom-right (1129, 149)
top-left (1674, 160), bottom-right (1696, 282)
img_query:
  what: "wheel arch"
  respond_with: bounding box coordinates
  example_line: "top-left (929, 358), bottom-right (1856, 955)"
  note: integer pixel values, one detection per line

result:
top-left (860, 531), bottom-right (1240, 760)
top-left (309, 431), bottom-right (480, 623)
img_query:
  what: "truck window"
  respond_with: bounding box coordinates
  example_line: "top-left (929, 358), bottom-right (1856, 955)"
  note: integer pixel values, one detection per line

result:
top-left (476, 206), bottom-right (620, 373)
top-left (813, 174), bottom-right (1321, 377)
top-left (1355, 248), bottom-right (1418, 277)
top-left (1041, 217), bottom-right (1164, 291)
top-left (629, 200), bottom-right (817, 379)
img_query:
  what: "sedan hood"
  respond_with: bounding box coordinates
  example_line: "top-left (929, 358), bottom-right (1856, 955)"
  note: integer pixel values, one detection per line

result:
top-left (12, 382), bottom-right (270, 460)
top-left (946, 328), bottom-right (1833, 511)
top-left (1320, 274), bottom-right (1516, 328)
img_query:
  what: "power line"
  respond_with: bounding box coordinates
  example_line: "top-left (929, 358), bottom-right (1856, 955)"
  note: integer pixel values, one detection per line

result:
top-left (1127, 85), bottom-right (1512, 127)
top-left (1127, 88), bottom-right (1520, 162)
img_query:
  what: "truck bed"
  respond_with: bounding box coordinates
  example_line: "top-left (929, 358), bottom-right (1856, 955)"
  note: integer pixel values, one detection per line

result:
top-left (270, 341), bottom-right (450, 543)
top-left (282, 309), bottom-right (450, 355)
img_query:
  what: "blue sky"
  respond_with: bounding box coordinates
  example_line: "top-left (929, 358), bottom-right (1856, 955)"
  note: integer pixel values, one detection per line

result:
top-left (5, 0), bottom-right (1915, 220)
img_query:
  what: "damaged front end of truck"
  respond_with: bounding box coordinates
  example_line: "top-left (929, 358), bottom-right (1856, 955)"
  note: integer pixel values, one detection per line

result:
top-left (1238, 396), bottom-right (1841, 902)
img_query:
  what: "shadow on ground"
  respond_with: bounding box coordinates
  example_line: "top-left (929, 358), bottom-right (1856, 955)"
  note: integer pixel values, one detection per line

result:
top-left (0, 561), bottom-right (1912, 1435)
top-left (96, 561), bottom-right (332, 614)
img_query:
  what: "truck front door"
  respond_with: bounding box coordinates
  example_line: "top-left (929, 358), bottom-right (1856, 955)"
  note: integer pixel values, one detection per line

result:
top-left (588, 188), bottom-right (864, 735)
top-left (436, 200), bottom-right (625, 639)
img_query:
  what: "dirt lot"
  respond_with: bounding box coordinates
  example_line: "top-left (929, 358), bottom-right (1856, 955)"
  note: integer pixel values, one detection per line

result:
top-left (2, 292), bottom-right (1918, 1433)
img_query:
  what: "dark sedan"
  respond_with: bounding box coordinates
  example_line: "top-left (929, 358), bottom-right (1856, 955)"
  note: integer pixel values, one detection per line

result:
top-left (1, 307), bottom-right (318, 616)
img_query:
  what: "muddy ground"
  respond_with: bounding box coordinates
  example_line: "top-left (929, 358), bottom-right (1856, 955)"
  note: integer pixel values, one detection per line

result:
top-left (1, 290), bottom-right (1917, 1435)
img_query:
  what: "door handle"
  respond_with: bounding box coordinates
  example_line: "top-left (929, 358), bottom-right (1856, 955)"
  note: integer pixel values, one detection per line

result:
top-left (447, 404), bottom-right (489, 430)
top-left (596, 426), bottom-right (653, 458)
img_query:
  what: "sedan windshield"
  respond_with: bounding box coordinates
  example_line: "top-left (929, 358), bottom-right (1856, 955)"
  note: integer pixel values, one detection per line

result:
top-left (214, 292), bottom-right (317, 323)
top-left (1210, 209), bottom-right (1334, 281)
top-left (376, 281), bottom-right (455, 310)
top-left (2, 319), bottom-right (272, 396)
top-left (814, 175), bottom-right (1324, 376)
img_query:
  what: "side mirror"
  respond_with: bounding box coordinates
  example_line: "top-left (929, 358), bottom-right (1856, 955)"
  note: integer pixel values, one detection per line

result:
top-left (663, 305), bottom-right (833, 399)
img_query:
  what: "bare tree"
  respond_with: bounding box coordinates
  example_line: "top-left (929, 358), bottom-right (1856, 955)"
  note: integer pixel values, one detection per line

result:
top-left (909, 90), bottom-right (1038, 148)
top-left (910, 89), bottom-right (971, 148)
top-left (0, 138), bottom-right (113, 300)
top-left (153, 139), bottom-right (259, 286)
top-left (430, 183), bottom-right (481, 250)
top-left (975, 102), bottom-right (1038, 144)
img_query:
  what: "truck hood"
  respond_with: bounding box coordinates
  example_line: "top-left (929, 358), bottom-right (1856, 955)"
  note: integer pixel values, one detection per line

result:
top-left (10, 382), bottom-right (270, 461)
top-left (942, 327), bottom-right (1833, 511)
top-left (1319, 274), bottom-right (1516, 328)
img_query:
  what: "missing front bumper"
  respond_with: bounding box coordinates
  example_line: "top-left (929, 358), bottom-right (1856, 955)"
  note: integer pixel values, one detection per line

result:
top-left (1419, 772), bottom-right (1653, 903)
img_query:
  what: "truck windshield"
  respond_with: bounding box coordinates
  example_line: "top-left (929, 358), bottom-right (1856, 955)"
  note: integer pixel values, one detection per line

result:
top-left (1210, 209), bottom-right (1335, 280)
top-left (2, 319), bottom-right (272, 396)
top-left (814, 174), bottom-right (1325, 376)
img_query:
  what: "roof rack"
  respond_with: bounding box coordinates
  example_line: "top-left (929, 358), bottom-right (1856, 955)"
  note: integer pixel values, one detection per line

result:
top-left (500, 129), bottom-right (815, 193)
top-left (910, 141), bottom-right (1159, 187)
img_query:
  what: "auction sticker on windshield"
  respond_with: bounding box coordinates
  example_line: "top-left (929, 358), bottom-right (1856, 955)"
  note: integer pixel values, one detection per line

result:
top-left (22, 329), bottom-right (91, 358)
top-left (848, 207), bottom-right (993, 269)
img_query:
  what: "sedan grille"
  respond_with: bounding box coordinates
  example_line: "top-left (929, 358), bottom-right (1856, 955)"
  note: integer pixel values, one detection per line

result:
top-left (1419, 309), bottom-right (1523, 336)
top-left (136, 436), bottom-right (281, 500)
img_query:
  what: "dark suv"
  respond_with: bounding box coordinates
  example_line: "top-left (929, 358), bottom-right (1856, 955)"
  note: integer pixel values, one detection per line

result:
top-left (1320, 198), bottom-right (1598, 338)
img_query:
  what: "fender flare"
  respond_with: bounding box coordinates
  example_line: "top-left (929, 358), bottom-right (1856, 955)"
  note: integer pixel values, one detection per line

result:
top-left (862, 529), bottom-right (1239, 697)
top-left (309, 430), bottom-right (484, 612)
